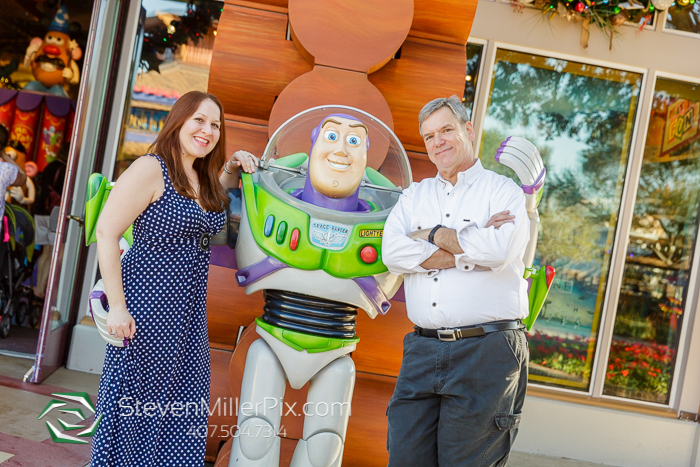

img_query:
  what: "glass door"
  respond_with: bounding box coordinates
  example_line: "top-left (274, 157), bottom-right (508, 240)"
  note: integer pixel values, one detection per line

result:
top-left (28, 0), bottom-right (138, 382)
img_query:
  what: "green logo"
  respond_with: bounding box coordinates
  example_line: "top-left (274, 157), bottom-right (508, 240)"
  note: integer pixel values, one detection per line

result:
top-left (38, 392), bottom-right (102, 444)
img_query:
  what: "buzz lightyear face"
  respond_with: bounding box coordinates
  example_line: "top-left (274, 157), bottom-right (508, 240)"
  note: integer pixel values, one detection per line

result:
top-left (309, 117), bottom-right (368, 199)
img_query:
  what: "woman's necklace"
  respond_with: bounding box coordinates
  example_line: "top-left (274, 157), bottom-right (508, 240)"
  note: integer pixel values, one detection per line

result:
top-left (187, 174), bottom-right (200, 197)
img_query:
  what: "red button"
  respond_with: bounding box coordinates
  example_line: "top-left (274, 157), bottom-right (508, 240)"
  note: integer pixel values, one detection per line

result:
top-left (290, 228), bottom-right (300, 251)
top-left (360, 246), bottom-right (377, 263)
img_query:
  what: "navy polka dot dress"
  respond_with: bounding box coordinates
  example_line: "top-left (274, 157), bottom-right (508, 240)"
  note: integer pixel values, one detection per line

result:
top-left (90, 154), bottom-right (225, 467)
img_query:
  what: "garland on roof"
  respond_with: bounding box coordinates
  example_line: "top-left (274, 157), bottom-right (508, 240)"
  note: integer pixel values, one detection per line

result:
top-left (512, 0), bottom-right (696, 49)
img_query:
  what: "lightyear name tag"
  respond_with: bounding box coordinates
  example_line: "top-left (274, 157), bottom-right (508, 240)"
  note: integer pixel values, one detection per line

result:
top-left (309, 218), bottom-right (351, 250)
top-left (359, 229), bottom-right (383, 238)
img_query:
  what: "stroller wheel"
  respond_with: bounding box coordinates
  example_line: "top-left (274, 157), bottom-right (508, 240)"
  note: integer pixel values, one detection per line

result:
top-left (15, 301), bottom-right (28, 326)
top-left (0, 314), bottom-right (10, 338)
top-left (30, 304), bottom-right (42, 328)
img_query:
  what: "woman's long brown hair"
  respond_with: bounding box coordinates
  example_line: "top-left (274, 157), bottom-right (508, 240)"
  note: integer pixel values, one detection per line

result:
top-left (148, 91), bottom-right (228, 212)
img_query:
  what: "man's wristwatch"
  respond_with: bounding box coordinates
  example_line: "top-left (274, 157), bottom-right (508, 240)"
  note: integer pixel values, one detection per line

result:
top-left (428, 224), bottom-right (443, 244)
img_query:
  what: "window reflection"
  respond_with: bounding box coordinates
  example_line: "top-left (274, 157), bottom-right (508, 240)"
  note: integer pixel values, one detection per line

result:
top-left (604, 78), bottom-right (700, 404)
top-left (666, 2), bottom-right (700, 35)
top-left (479, 49), bottom-right (641, 391)
top-left (463, 43), bottom-right (483, 121)
top-left (114, 0), bottom-right (223, 177)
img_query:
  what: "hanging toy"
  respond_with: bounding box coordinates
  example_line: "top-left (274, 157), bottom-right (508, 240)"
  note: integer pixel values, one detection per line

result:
top-left (5, 142), bottom-right (35, 207)
top-left (23, 6), bottom-right (82, 97)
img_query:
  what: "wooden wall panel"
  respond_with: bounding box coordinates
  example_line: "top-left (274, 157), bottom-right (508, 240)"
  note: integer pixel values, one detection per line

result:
top-left (225, 0), bottom-right (289, 10)
top-left (369, 37), bottom-right (467, 150)
top-left (224, 119), bottom-right (269, 158)
top-left (206, 348), bottom-right (238, 462)
top-left (208, 0), bottom-right (479, 463)
top-left (288, 0), bottom-right (412, 73)
top-left (207, 265), bottom-right (264, 346)
top-left (407, 150), bottom-right (438, 182)
top-left (268, 66), bottom-right (393, 137)
top-left (410, 0), bottom-right (478, 45)
top-left (208, 5), bottom-right (311, 121)
top-left (343, 372), bottom-right (396, 466)
top-left (352, 301), bottom-right (414, 377)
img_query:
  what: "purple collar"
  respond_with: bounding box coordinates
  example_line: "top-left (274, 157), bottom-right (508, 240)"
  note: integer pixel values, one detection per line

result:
top-left (292, 188), bottom-right (371, 212)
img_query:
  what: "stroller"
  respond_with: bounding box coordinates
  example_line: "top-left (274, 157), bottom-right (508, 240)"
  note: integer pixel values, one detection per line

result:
top-left (0, 203), bottom-right (40, 338)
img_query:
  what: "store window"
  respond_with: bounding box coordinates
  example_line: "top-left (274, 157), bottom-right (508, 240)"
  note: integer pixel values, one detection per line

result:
top-left (0, 1), bottom-right (94, 342)
top-left (114, 0), bottom-right (223, 177)
top-left (604, 77), bottom-right (700, 404)
top-left (479, 49), bottom-right (642, 392)
top-left (666, 2), bottom-right (700, 35)
top-left (463, 43), bottom-right (483, 121)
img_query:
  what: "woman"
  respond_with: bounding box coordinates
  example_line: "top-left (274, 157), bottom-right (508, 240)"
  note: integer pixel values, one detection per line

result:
top-left (90, 91), bottom-right (257, 466)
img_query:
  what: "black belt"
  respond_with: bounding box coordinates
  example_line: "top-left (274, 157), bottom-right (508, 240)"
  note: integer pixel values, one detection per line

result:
top-left (415, 320), bottom-right (523, 342)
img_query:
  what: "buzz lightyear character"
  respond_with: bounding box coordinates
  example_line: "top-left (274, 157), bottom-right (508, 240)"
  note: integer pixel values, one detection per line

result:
top-left (495, 136), bottom-right (556, 330)
top-left (214, 106), bottom-right (411, 467)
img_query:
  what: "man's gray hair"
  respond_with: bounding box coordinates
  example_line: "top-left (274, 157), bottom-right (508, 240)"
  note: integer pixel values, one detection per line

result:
top-left (418, 96), bottom-right (470, 134)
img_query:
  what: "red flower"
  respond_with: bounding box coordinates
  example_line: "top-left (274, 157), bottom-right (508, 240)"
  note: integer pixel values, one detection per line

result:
top-left (621, 370), bottom-right (629, 377)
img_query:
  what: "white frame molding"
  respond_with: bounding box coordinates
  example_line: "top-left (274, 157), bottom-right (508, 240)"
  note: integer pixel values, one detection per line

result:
top-left (662, 2), bottom-right (700, 39)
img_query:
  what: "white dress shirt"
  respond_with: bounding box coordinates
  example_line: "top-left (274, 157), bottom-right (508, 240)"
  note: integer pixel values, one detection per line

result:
top-left (382, 159), bottom-right (530, 329)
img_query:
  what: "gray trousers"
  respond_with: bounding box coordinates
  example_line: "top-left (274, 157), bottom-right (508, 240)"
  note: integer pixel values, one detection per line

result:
top-left (386, 328), bottom-right (528, 467)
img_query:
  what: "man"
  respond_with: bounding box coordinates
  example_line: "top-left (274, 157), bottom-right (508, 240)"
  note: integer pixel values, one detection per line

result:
top-left (382, 96), bottom-right (530, 466)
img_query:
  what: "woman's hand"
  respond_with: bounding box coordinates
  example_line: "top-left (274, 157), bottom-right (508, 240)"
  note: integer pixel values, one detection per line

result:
top-left (106, 303), bottom-right (136, 340)
top-left (226, 151), bottom-right (259, 175)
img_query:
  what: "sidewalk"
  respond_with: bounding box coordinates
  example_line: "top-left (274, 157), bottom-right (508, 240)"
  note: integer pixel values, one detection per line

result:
top-left (0, 354), bottom-right (617, 467)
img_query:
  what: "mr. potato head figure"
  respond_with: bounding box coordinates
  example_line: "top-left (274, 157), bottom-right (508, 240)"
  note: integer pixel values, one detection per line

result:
top-left (23, 6), bottom-right (81, 98)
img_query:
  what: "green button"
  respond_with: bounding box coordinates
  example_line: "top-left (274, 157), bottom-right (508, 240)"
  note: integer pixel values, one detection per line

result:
top-left (276, 221), bottom-right (288, 244)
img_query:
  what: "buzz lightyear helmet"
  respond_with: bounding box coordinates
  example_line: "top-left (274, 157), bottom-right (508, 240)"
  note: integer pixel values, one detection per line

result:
top-left (259, 105), bottom-right (412, 217)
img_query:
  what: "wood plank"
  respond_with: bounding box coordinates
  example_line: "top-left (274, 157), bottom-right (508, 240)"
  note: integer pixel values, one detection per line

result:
top-left (343, 372), bottom-right (396, 466)
top-left (410, 0), bottom-right (478, 46)
top-left (224, 119), bottom-right (269, 159)
top-left (209, 5), bottom-right (311, 121)
top-left (288, 0), bottom-right (412, 73)
top-left (352, 301), bottom-right (413, 378)
top-left (369, 37), bottom-right (466, 150)
top-left (206, 265), bottom-right (264, 346)
top-left (225, 0), bottom-right (289, 13)
top-left (407, 150), bottom-right (438, 182)
top-left (205, 348), bottom-right (238, 462)
top-left (268, 65), bottom-right (393, 137)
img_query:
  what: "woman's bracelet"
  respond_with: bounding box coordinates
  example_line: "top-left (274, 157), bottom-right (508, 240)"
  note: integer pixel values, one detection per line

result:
top-left (223, 161), bottom-right (234, 175)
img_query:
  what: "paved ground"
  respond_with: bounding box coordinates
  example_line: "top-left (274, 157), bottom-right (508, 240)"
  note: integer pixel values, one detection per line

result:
top-left (0, 354), bottom-right (617, 467)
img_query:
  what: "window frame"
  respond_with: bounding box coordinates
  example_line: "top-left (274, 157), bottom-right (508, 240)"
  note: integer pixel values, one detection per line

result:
top-left (465, 36), bottom-right (488, 124)
top-left (662, 3), bottom-right (700, 39)
top-left (472, 40), bottom-right (668, 403)
top-left (638, 70), bottom-right (700, 413)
